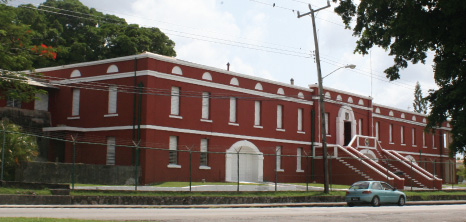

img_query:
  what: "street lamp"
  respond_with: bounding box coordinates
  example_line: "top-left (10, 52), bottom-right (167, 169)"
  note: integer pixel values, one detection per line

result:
top-left (323, 64), bottom-right (356, 79)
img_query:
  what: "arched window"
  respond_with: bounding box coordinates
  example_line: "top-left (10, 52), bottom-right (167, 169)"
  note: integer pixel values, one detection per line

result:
top-left (70, 69), bottom-right (81, 78)
top-left (336, 95), bottom-right (342, 101)
top-left (298, 92), bottom-right (304, 99)
top-left (358, 99), bottom-right (364, 105)
top-left (202, 72), bottom-right (212, 81)
top-left (389, 111), bottom-right (394, 116)
top-left (325, 92), bottom-right (331, 99)
top-left (277, 88), bottom-right (285, 95)
top-left (230, 77), bottom-right (239, 86)
top-left (107, 65), bottom-right (119, 73)
top-left (348, 97), bottom-right (353, 103)
top-left (172, 66), bottom-right (183, 75)
top-left (255, 83), bottom-right (263, 91)
top-left (375, 108), bottom-right (381, 114)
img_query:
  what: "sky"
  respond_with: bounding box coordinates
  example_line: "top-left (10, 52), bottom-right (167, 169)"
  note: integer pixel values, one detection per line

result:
top-left (8, 0), bottom-right (438, 112)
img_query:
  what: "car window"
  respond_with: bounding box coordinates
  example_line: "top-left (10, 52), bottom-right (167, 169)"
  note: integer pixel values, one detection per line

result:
top-left (371, 182), bottom-right (383, 190)
top-left (381, 182), bottom-right (393, 190)
top-left (350, 181), bottom-right (369, 189)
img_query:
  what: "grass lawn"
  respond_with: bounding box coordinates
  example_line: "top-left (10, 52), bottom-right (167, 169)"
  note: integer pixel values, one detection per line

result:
top-left (443, 184), bottom-right (466, 188)
top-left (292, 183), bottom-right (350, 189)
top-left (0, 187), bottom-right (51, 195)
top-left (149, 181), bottom-right (264, 187)
top-left (71, 190), bottom-right (346, 197)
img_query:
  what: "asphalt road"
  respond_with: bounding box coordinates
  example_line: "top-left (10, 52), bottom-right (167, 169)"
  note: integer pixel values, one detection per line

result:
top-left (1, 204), bottom-right (466, 221)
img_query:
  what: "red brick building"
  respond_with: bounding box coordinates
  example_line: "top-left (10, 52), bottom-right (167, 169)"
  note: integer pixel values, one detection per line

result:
top-left (1, 52), bottom-right (455, 188)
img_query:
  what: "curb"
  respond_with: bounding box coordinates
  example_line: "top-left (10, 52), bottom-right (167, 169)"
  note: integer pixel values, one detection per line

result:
top-left (0, 201), bottom-right (465, 209)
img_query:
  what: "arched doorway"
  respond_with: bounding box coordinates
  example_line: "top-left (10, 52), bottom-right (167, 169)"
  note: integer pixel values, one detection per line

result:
top-left (404, 155), bottom-right (418, 166)
top-left (225, 140), bottom-right (264, 182)
top-left (336, 106), bottom-right (357, 146)
top-left (360, 149), bottom-right (378, 162)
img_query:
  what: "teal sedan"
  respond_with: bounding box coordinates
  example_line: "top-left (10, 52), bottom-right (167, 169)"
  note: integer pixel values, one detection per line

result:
top-left (345, 181), bottom-right (406, 207)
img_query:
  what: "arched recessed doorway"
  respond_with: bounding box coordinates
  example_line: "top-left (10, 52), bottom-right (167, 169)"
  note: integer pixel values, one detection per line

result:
top-left (360, 149), bottom-right (378, 162)
top-left (336, 106), bottom-right (357, 146)
top-left (225, 140), bottom-right (264, 182)
top-left (404, 155), bottom-right (418, 166)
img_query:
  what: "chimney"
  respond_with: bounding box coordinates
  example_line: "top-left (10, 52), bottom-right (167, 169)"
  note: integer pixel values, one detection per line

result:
top-left (227, 62), bottom-right (230, 71)
top-left (290, 78), bottom-right (294, 85)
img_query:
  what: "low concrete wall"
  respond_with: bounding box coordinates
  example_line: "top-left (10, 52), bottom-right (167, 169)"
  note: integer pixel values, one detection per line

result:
top-left (0, 195), bottom-right (345, 205)
top-left (15, 162), bottom-right (139, 185)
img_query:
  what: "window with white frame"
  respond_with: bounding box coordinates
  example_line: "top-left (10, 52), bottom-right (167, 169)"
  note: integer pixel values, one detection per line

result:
top-left (277, 105), bottom-right (283, 129)
top-left (432, 134), bottom-right (436, 149)
top-left (389, 124), bottom-right (393, 143)
top-left (169, 136), bottom-right (178, 165)
top-left (170, 86), bottom-right (180, 116)
top-left (401, 126), bottom-right (405, 144)
top-left (297, 108), bottom-right (303, 132)
top-left (254, 101), bottom-right (261, 126)
top-left (201, 92), bottom-right (210, 120)
top-left (108, 86), bottom-right (117, 114)
top-left (72, 89), bottom-right (80, 116)
top-left (296, 147), bottom-right (303, 172)
top-left (423, 131), bottom-right (426, 147)
top-left (106, 137), bottom-right (116, 165)
top-left (375, 122), bottom-right (380, 141)
top-left (325, 113), bottom-right (329, 134)
top-left (276, 146), bottom-right (283, 171)
top-left (358, 119), bottom-right (363, 135)
top-left (229, 97), bottom-right (237, 123)
top-left (200, 139), bottom-right (208, 167)
top-left (412, 128), bottom-right (416, 146)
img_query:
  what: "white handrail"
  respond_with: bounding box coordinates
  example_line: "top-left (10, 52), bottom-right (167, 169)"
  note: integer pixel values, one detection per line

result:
top-left (335, 145), bottom-right (392, 180)
top-left (347, 146), bottom-right (403, 181)
top-left (382, 149), bottom-right (434, 181)
top-left (388, 150), bottom-right (441, 181)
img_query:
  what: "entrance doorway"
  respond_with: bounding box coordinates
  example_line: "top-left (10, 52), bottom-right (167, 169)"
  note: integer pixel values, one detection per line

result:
top-left (344, 122), bottom-right (352, 146)
top-left (225, 140), bottom-right (264, 182)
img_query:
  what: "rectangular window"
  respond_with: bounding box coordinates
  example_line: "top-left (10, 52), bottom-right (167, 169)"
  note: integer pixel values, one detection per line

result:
top-left (401, 126), bottom-right (405, 144)
top-left (325, 113), bottom-right (329, 134)
top-left (432, 134), bottom-right (436, 149)
top-left (34, 93), bottom-right (48, 111)
top-left (200, 139), bottom-right (208, 167)
top-left (277, 105), bottom-right (283, 129)
top-left (297, 108), bottom-right (303, 131)
top-left (6, 97), bottom-right (21, 108)
top-left (423, 131), bottom-right (426, 147)
top-left (254, 101), bottom-right (261, 126)
top-left (358, 119), bottom-right (363, 135)
top-left (412, 128), bottom-right (416, 146)
top-left (276, 146), bottom-right (282, 171)
top-left (170, 86), bottom-right (180, 116)
top-left (375, 122), bottom-right (380, 141)
top-left (297, 147), bottom-right (303, 172)
top-left (389, 124), bottom-right (393, 143)
top-left (108, 86), bottom-right (117, 114)
top-left (201, 92), bottom-right (210, 119)
top-left (169, 136), bottom-right (178, 165)
top-left (229, 97), bottom-right (237, 123)
top-left (106, 137), bottom-right (116, 165)
top-left (72, 89), bottom-right (80, 116)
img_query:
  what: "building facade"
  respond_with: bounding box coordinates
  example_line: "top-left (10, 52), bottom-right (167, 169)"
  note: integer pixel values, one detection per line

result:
top-left (0, 52), bottom-right (455, 188)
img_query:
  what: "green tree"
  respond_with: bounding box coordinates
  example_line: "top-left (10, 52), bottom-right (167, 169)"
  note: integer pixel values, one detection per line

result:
top-left (332, 0), bottom-right (466, 156)
top-left (413, 81), bottom-right (428, 114)
top-left (14, 0), bottom-right (176, 68)
top-left (1, 120), bottom-right (38, 181)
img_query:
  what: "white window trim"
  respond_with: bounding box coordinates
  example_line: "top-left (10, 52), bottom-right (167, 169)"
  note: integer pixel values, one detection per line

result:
top-left (170, 86), bottom-right (180, 116)
top-left (296, 148), bottom-right (304, 173)
top-left (104, 114), bottom-right (119, 118)
top-left (72, 88), bottom-right (80, 116)
top-left (297, 108), bottom-right (303, 132)
top-left (277, 105), bottom-right (283, 129)
top-left (201, 92), bottom-right (210, 120)
top-left (106, 137), bottom-right (116, 165)
top-left (254, 101), bottom-right (261, 127)
top-left (275, 146), bottom-right (284, 172)
top-left (229, 97), bottom-right (237, 123)
top-left (200, 119), bottom-right (212, 123)
top-left (108, 85), bottom-right (117, 114)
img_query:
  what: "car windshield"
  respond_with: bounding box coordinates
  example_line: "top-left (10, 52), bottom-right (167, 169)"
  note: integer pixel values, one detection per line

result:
top-left (350, 181), bottom-right (370, 189)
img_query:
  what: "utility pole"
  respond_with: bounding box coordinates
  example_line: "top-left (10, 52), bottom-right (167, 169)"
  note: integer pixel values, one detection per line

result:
top-left (297, 0), bottom-right (331, 194)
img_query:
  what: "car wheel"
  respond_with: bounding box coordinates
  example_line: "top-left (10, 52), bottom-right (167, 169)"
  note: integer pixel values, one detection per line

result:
top-left (371, 196), bottom-right (380, 207)
top-left (398, 196), bottom-right (405, 206)
top-left (347, 202), bottom-right (354, 207)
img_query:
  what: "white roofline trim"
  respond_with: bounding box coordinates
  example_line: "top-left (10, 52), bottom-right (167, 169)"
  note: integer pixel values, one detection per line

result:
top-left (42, 125), bottom-right (313, 146)
top-left (34, 52), bottom-right (313, 93)
top-left (308, 84), bottom-right (373, 100)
